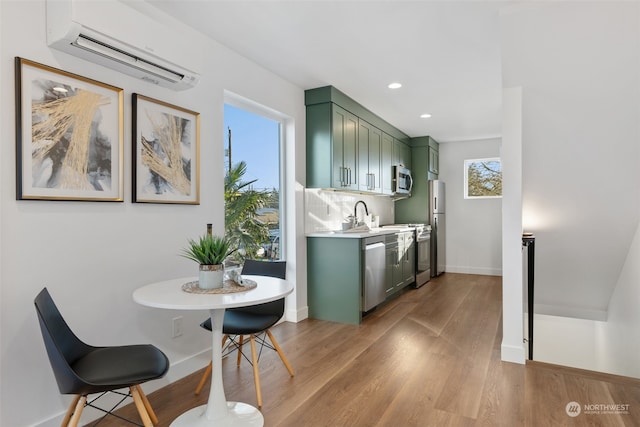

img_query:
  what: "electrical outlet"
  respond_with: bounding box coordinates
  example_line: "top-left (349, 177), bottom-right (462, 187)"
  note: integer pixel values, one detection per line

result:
top-left (172, 316), bottom-right (183, 338)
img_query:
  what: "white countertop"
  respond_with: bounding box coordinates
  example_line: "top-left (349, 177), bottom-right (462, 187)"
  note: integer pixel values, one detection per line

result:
top-left (306, 226), bottom-right (414, 238)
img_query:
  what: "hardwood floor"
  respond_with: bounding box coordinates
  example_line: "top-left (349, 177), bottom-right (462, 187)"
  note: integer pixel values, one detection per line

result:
top-left (89, 273), bottom-right (640, 426)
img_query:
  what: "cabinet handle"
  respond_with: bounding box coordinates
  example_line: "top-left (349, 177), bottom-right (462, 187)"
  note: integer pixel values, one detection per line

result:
top-left (371, 173), bottom-right (376, 190)
top-left (349, 168), bottom-right (353, 185)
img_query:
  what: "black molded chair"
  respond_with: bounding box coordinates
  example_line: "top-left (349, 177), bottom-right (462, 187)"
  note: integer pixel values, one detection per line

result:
top-left (194, 259), bottom-right (294, 408)
top-left (34, 288), bottom-right (169, 427)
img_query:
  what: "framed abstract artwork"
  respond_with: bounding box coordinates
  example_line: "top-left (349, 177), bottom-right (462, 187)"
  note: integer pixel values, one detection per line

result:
top-left (15, 57), bottom-right (124, 201)
top-left (132, 94), bottom-right (200, 204)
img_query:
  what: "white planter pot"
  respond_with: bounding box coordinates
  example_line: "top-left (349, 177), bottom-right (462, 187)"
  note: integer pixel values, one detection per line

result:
top-left (199, 264), bottom-right (224, 289)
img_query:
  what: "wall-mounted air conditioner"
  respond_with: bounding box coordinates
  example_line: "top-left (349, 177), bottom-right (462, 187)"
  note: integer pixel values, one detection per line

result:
top-left (46, 0), bottom-right (202, 90)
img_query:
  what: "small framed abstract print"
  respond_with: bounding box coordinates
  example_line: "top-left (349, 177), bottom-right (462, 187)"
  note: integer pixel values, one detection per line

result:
top-left (132, 94), bottom-right (200, 204)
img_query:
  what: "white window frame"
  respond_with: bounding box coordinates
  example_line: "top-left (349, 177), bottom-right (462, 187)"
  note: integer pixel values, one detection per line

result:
top-left (464, 157), bottom-right (502, 199)
top-left (223, 91), bottom-right (287, 261)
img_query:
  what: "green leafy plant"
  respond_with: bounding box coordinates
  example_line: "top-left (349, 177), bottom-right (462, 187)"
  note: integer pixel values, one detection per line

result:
top-left (181, 234), bottom-right (236, 265)
top-left (224, 161), bottom-right (272, 261)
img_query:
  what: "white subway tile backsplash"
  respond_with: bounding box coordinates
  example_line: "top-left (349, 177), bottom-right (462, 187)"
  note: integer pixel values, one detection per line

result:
top-left (305, 189), bottom-right (395, 233)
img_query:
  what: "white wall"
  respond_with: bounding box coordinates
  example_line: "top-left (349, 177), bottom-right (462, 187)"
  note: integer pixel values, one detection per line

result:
top-left (500, 2), bottom-right (640, 375)
top-left (501, 1), bottom-right (640, 321)
top-left (534, 221), bottom-right (640, 378)
top-left (0, 2), bottom-right (4, 421)
top-left (438, 138), bottom-right (502, 276)
top-left (534, 223), bottom-right (640, 377)
top-left (598, 222), bottom-right (640, 378)
top-left (0, 1), bottom-right (306, 426)
top-left (500, 87), bottom-right (525, 364)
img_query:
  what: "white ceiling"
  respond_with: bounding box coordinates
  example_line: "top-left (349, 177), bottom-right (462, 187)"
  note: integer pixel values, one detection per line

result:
top-left (147, 0), bottom-right (505, 142)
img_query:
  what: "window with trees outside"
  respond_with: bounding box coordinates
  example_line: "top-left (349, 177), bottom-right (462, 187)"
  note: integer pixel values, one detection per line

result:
top-left (223, 103), bottom-right (282, 262)
top-left (464, 158), bottom-right (502, 199)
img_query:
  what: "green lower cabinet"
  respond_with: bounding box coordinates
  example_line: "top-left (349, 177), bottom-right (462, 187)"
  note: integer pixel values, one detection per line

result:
top-left (385, 240), bottom-right (396, 296)
top-left (384, 232), bottom-right (414, 297)
top-left (401, 232), bottom-right (416, 286)
top-left (307, 237), bottom-right (362, 325)
top-left (307, 233), bottom-right (414, 324)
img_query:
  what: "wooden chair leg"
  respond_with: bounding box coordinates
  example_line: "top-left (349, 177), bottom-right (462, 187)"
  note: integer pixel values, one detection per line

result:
top-left (249, 335), bottom-right (262, 408)
top-left (131, 385), bottom-right (153, 427)
top-left (194, 361), bottom-right (212, 395)
top-left (61, 395), bottom-right (81, 426)
top-left (134, 385), bottom-right (159, 425)
top-left (236, 335), bottom-right (245, 366)
top-left (266, 329), bottom-right (295, 376)
top-left (66, 395), bottom-right (86, 427)
top-left (194, 334), bottom-right (230, 396)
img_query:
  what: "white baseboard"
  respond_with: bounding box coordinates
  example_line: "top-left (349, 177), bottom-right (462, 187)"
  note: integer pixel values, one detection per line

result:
top-left (501, 342), bottom-right (526, 364)
top-left (535, 303), bottom-right (607, 321)
top-left (286, 305), bottom-right (308, 322)
top-left (446, 265), bottom-right (503, 276)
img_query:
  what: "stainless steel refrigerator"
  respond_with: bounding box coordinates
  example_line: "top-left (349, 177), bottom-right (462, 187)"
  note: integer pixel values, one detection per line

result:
top-left (429, 180), bottom-right (445, 276)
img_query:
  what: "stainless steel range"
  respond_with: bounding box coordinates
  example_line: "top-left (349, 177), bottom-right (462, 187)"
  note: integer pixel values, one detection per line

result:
top-left (414, 224), bottom-right (432, 287)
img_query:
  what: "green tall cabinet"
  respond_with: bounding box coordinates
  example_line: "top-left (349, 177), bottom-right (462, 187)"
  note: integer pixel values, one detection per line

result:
top-left (395, 136), bottom-right (439, 224)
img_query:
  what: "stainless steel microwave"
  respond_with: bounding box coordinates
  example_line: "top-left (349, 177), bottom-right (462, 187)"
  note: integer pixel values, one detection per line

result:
top-left (393, 165), bottom-right (413, 196)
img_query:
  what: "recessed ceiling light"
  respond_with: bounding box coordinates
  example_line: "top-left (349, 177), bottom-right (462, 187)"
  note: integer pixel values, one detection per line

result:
top-left (420, 113), bottom-right (432, 118)
top-left (388, 82), bottom-right (402, 89)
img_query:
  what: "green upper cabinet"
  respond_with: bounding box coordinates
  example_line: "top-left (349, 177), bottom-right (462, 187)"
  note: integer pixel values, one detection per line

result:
top-left (381, 133), bottom-right (394, 195)
top-left (358, 120), bottom-right (382, 192)
top-left (333, 106), bottom-right (358, 190)
top-left (306, 86), bottom-right (411, 194)
top-left (428, 145), bottom-right (439, 175)
top-left (306, 102), bottom-right (358, 190)
top-left (394, 139), bottom-right (412, 171)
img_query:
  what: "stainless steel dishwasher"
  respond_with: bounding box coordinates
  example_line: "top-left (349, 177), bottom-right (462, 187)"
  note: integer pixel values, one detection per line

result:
top-left (362, 236), bottom-right (386, 312)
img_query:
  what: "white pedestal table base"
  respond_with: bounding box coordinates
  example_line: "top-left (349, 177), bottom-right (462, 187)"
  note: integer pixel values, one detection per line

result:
top-left (169, 308), bottom-right (264, 426)
top-left (170, 402), bottom-right (263, 427)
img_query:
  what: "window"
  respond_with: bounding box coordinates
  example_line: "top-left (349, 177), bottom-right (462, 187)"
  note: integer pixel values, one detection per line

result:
top-left (464, 158), bottom-right (502, 199)
top-left (223, 102), bottom-right (283, 261)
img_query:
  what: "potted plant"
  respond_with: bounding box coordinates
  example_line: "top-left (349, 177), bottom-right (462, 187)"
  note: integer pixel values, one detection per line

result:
top-left (181, 234), bottom-right (236, 289)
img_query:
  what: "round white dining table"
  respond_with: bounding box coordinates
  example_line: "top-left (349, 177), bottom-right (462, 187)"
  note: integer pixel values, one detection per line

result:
top-left (133, 275), bottom-right (294, 427)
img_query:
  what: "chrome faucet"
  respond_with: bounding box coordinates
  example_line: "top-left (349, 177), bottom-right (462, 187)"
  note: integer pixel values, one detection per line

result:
top-left (353, 200), bottom-right (369, 225)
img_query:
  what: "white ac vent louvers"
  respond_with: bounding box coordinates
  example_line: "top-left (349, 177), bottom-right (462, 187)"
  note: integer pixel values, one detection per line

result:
top-left (73, 35), bottom-right (184, 84)
top-left (46, 0), bottom-right (202, 91)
